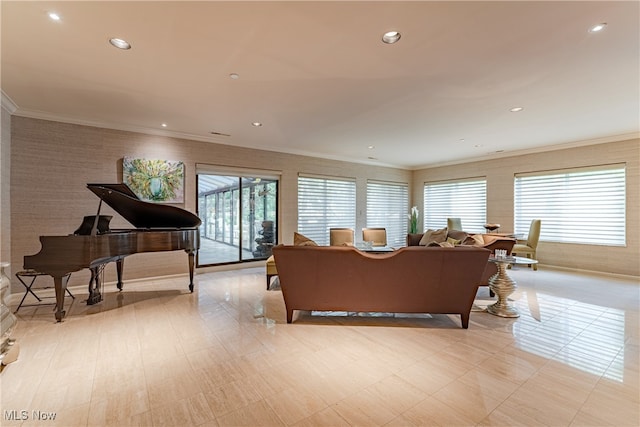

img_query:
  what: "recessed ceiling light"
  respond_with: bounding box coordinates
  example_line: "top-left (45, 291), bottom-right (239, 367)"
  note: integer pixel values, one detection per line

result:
top-left (510, 107), bottom-right (524, 112)
top-left (589, 23), bottom-right (607, 33)
top-left (109, 38), bottom-right (131, 50)
top-left (367, 145), bottom-right (375, 149)
top-left (48, 12), bottom-right (61, 21)
top-left (229, 73), bottom-right (240, 80)
top-left (382, 31), bottom-right (401, 44)
top-left (252, 122), bottom-right (262, 127)
top-left (161, 123), bottom-right (167, 128)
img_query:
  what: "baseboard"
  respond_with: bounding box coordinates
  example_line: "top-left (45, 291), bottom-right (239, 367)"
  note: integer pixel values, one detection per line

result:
top-left (542, 263), bottom-right (640, 281)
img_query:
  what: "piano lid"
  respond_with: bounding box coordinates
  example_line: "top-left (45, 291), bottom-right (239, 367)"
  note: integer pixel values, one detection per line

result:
top-left (87, 183), bottom-right (201, 229)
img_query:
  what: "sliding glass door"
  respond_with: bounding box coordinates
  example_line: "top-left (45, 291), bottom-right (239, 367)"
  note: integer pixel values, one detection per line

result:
top-left (197, 173), bottom-right (277, 266)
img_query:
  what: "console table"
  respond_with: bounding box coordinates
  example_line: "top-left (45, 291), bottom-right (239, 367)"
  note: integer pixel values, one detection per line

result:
top-left (486, 255), bottom-right (538, 318)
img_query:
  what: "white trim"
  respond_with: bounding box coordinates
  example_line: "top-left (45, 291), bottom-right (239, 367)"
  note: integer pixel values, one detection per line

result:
top-left (410, 133), bottom-right (640, 170)
top-left (367, 179), bottom-right (409, 187)
top-left (542, 264), bottom-right (639, 281)
top-left (515, 162), bottom-right (626, 178)
top-left (12, 108), bottom-right (638, 171)
top-left (298, 172), bottom-right (356, 182)
top-left (1, 91), bottom-right (17, 114)
top-left (195, 163), bottom-right (281, 178)
top-left (13, 108), bottom-right (231, 144)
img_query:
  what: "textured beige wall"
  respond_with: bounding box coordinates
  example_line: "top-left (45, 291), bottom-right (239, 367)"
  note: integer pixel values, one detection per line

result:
top-left (1, 106), bottom-right (10, 271)
top-left (412, 138), bottom-right (640, 277)
top-left (9, 117), bottom-right (410, 292)
top-left (9, 116), bottom-right (639, 294)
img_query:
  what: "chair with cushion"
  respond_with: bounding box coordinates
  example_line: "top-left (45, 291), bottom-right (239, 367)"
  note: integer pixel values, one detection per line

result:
top-left (447, 217), bottom-right (462, 231)
top-left (512, 219), bottom-right (541, 270)
top-left (362, 227), bottom-right (387, 247)
top-left (329, 228), bottom-right (354, 246)
top-left (265, 255), bottom-right (278, 289)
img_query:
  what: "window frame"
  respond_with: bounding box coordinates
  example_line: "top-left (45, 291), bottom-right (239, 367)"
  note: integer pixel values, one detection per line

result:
top-left (423, 177), bottom-right (487, 233)
top-left (514, 164), bottom-right (626, 246)
top-left (297, 174), bottom-right (356, 246)
top-left (366, 180), bottom-right (409, 247)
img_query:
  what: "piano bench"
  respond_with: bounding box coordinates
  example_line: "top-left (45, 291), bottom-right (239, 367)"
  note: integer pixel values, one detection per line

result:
top-left (266, 255), bottom-right (278, 290)
top-left (14, 270), bottom-right (75, 313)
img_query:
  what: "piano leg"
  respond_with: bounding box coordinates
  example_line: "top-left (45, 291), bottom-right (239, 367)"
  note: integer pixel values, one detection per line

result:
top-left (53, 274), bottom-right (70, 322)
top-left (187, 250), bottom-right (195, 292)
top-left (116, 258), bottom-right (124, 291)
top-left (87, 266), bottom-right (104, 305)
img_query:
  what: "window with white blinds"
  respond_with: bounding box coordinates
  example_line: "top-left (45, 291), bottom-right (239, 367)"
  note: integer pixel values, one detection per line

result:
top-left (514, 165), bottom-right (626, 246)
top-left (298, 175), bottom-right (356, 246)
top-left (366, 180), bottom-right (409, 247)
top-left (423, 178), bottom-right (487, 233)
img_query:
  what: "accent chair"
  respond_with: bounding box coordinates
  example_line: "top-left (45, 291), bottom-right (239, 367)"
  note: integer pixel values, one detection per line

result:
top-left (265, 255), bottom-right (278, 289)
top-left (362, 227), bottom-right (387, 247)
top-left (512, 219), bottom-right (541, 270)
top-left (447, 217), bottom-right (462, 231)
top-left (329, 228), bottom-right (354, 246)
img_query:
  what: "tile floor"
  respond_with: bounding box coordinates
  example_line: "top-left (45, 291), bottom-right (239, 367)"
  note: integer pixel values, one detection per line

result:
top-left (1, 265), bottom-right (638, 426)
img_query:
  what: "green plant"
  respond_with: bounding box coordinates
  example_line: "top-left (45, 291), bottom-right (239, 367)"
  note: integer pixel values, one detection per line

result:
top-left (408, 206), bottom-right (419, 234)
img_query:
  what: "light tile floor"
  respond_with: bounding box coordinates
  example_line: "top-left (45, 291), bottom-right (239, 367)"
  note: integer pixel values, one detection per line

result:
top-left (1, 266), bottom-right (638, 426)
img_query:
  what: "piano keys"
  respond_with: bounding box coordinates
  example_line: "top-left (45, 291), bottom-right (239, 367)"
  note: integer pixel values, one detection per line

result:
top-left (23, 183), bottom-right (201, 322)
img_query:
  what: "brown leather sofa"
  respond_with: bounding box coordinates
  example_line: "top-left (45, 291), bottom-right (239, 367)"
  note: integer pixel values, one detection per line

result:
top-left (272, 245), bottom-right (491, 328)
top-left (406, 232), bottom-right (516, 291)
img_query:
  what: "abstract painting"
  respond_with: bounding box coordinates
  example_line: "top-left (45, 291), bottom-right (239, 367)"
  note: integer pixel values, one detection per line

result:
top-left (123, 157), bottom-right (184, 203)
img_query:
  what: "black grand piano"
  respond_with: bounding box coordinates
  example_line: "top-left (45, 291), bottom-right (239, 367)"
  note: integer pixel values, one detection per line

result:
top-left (24, 183), bottom-right (201, 322)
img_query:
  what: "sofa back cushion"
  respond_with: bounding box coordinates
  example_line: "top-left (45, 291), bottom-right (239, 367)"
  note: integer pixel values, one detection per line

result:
top-left (418, 228), bottom-right (448, 246)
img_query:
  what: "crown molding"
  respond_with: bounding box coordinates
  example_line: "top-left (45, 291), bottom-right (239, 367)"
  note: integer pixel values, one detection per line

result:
top-left (1, 91), bottom-right (18, 114)
top-left (12, 108), bottom-right (233, 145)
top-left (410, 132), bottom-right (640, 170)
top-left (11, 108), bottom-right (406, 169)
top-left (11, 107), bottom-right (638, 172)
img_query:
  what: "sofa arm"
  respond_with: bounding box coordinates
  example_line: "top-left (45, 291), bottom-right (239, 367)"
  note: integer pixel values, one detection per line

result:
top-left (481, 236), bottom-right (516, 254)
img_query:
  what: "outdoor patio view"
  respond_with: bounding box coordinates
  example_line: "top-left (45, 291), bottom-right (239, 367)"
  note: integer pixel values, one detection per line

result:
top-left (197, 174), bottom-right (277, 266)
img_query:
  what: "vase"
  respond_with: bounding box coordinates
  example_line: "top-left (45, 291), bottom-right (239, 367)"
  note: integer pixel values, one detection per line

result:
top-left (1, 262), bottom-right (19, 365)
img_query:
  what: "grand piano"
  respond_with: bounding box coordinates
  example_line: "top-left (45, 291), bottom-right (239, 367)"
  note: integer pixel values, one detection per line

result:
top-left (23, 183), bottom-right (201, 322)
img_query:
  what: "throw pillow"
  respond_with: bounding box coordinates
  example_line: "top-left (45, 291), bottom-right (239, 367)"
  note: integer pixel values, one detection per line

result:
top-left (464, 233), bottom-right (484, 246)
top-left (446, 237), bottom-right (461, 246)
top-left (293, 232), bottom-right (318, 246)
top-left (418, 227), bottom-right (448, 246)
top-left (447, 229), bottom-right (468, 242)
top-left (428, 241), bottom-right (454, 247)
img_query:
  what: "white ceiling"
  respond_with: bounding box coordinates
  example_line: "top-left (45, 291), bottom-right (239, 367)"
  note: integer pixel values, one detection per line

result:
top-left (2, 1), bottom-right (638, 169)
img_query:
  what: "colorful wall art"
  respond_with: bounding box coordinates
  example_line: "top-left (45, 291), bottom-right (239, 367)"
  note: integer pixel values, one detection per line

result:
top-left (123, 157), bottom-right (185, 203)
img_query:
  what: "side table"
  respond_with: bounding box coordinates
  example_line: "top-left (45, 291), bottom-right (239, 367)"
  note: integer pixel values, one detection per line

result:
top-left (486, 256), bottom-right (538, 318)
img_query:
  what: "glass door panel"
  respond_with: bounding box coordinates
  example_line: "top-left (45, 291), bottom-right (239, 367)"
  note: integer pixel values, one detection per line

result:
top-left (197, 174), bottom-right (278, 266)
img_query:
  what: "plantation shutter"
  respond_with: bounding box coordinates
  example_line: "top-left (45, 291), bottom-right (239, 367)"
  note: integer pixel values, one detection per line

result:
top-left (366, 180), bottom-right (409, 247)
top-left (298, 175), bottom-right (356, 246)
top-left (423, 178), bottom-right (487, 233)
top-left (514, 165), bottom-right (626, 245)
